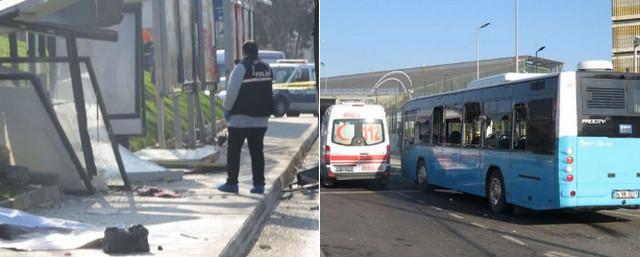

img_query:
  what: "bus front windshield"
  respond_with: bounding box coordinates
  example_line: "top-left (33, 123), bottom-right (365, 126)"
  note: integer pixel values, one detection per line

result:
top-left (332, 119), bottom-right (385, 146)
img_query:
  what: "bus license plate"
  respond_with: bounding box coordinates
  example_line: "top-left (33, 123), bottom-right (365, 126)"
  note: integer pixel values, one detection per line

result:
top-left (612, 190), bottom-right (639, 199)
top-left (334, 166), bottom-right (354, 172)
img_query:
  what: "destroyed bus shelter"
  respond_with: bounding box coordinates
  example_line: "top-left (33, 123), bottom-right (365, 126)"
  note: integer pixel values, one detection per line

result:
top-left (0, 19), bottom-right (131, 193)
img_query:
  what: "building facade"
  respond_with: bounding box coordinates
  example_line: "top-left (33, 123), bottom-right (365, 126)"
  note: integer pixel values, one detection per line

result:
top-left (612, 0), bottom-right (640, 72)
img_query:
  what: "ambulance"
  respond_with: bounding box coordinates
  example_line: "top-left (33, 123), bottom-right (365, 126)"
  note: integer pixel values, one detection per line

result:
top-left (320, 103), bottom-right (391, 188)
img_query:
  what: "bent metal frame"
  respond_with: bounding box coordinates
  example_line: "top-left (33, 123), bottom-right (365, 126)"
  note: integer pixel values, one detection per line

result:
top-left (0, 15), bottom-right (132, 193)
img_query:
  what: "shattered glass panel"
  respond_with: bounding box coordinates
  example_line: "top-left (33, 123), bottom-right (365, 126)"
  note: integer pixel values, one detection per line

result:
top-left (0, 59), bottom-right (127, 188)
top-left (79, 61), bottom-right (126, 187)
top-left (0, 71), bottom-right (88, 192)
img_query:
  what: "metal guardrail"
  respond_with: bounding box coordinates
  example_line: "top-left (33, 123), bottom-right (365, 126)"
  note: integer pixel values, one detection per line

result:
top-left (320, 87), bottom-right (403, 96)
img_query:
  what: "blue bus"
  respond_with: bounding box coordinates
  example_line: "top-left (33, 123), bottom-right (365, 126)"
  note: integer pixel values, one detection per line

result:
top-left (400, 63), bottom-right (640, 213)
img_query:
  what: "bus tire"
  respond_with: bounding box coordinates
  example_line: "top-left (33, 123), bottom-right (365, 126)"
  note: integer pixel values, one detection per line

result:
top-left (487, 170), bottom-right (510, 213)
top-left (417, 160), bottom-right (433, 192)
top-left (273, 97), bottom-right (288, 117)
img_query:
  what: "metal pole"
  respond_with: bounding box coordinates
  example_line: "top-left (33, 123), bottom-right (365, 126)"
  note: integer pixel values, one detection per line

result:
top-left (187, 91), bottom-right (196, 148)
top-left (635, 45), bottom-right (638, 74)
top-left (476, 29), bottom-right (480, 80)
top-left (535, 52), bottom-right (538, 73)
top-left (173, 94), bottom-right (183, 149)
top-left (515, 0), bottom-right (519, 73)
top-left (152, 0), bottom-right (166, 148)
top-left (223, 0), bottom-right (235, 82)
top-left (476, 23), bottom-right (490, 80)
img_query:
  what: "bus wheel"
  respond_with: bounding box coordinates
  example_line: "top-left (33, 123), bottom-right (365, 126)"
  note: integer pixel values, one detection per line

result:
top-left (273, 98), bottom-right (288, 117)
top-left (417, 160), bottom-right (433, 192)
top-left (487, 171), bottom-right (510, 213)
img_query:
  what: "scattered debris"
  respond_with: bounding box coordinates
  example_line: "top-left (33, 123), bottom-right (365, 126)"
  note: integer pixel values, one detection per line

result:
top-left (86, 203), bottom-right (119, 215)
top-left (295, 166), bottom-right (319, 186)
top-left (0, 145), bottom-right (10, 170)
top-left (0, 207), bottom-right (102, 251)
top-left (285, 166), bottom-right (320, 193)
top-left (2, 166), bottom-right (30, 184)
top-left (102, 224), bottom-right (149, 254)
top-left (180, 233), bottom-right (200, 240)
top-left (135, 186), bottom-right (180, 198)
top-left (259, 244), bottom-right (271, 250)
top-left (280, 191), bottom-right (293, 200)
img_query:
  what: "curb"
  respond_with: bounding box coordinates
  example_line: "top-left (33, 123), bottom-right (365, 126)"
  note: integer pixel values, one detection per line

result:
top-left (219, 123), bottom-right (318, 257)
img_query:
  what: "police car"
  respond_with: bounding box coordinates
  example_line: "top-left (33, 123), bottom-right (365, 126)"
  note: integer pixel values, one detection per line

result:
top-left (270, 60), bottom-right (317, 117)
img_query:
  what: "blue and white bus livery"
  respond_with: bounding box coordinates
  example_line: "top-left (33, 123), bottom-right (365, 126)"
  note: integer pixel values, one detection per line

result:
top-left (400, 61), bottom-right (640, 213)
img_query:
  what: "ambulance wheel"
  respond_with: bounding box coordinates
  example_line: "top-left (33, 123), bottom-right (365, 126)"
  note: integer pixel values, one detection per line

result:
top-left (273, 97), bottom-right (288, 117)
top-left (321, 165), bottom-right (333, 187)
top-left (375, 177), bottom-right (388, 189)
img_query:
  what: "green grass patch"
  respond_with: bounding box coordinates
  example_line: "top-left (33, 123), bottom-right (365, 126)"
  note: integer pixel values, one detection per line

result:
top-left (129, 72), bottom-right (223, 151)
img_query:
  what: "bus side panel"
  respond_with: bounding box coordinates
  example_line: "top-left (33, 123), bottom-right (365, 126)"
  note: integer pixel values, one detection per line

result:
top-left (427, 145), bottom-right (448, 187)
top-left (510, 152), bottom-right (557, 210)
top-left (458, 147), bottom-right (483, 196)
top-left (401, 145), bottom-right (426, 182)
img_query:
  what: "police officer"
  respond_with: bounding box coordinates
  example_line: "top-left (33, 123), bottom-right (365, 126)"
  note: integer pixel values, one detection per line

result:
top-left (218, 41), bottom-right (273, 194)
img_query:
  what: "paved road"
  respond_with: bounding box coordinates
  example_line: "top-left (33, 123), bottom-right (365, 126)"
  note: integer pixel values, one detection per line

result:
top-left (321, 157), bottom-right (640, 257)
top-left (248, 139), bottom-right (319, 257)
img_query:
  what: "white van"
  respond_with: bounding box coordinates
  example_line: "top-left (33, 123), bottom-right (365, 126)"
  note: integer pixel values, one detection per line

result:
top-left (320, 103), bottom-right (391, 188)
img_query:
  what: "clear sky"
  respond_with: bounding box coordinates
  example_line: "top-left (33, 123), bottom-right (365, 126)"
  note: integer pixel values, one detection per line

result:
top-left (320, 0), bottom-right (611, 77)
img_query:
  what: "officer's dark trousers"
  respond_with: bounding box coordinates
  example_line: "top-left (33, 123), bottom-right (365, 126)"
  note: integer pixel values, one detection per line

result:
top-left (226, 127), bottom-right (268, 186)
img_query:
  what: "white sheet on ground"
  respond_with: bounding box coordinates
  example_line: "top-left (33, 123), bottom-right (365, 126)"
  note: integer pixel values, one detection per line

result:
top-left (0, 207), bottom-right (103, 251)
top-left (118, 145), bottom-right (168, 173)
top-left (135, 145), bottom-right (217, 161)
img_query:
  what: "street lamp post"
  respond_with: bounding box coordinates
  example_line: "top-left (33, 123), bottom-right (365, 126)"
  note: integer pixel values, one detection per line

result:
top-left (535, 46), bottom-right (545, 73)
top-left (476, 22), bottom-right (491, 80)
top-left (634, 36), bottom-right (640, 73)
top-left (515, 0), bottom-right (519, 73)
top-left (321, 62), bottom-right (327, 92)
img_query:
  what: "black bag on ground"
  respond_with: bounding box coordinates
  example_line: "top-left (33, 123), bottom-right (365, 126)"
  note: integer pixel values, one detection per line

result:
top-left (102, 224), bottom-right (149, 254)
top-left (296, 166), bottom-right (319, 186)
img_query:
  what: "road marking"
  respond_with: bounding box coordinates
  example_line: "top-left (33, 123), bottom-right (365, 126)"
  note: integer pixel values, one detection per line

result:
top-left (432, 206), bottom-right (443, 211)
top-left (543, 251), bottom-right (579, 257)
top-left (501, 235), bottom-right (527, 246)
top-left (602, 210), bottom-right (640, 219)
top-left (448, 213), bottom-right (464, 219)
top-left (416, 200), bottom-right (425, 204)
top-left (471, 222), bottom-right (487, 229)
top-left (434, 189), bottom-right (463, 194)
top-left (320, 190), bottom-right (420, 195)
top-left (396, 192), bottom-right (412, 199)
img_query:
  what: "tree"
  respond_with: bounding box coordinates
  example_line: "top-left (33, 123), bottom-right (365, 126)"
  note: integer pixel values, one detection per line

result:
top-left (253, 0), bottom-right (315, 59)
